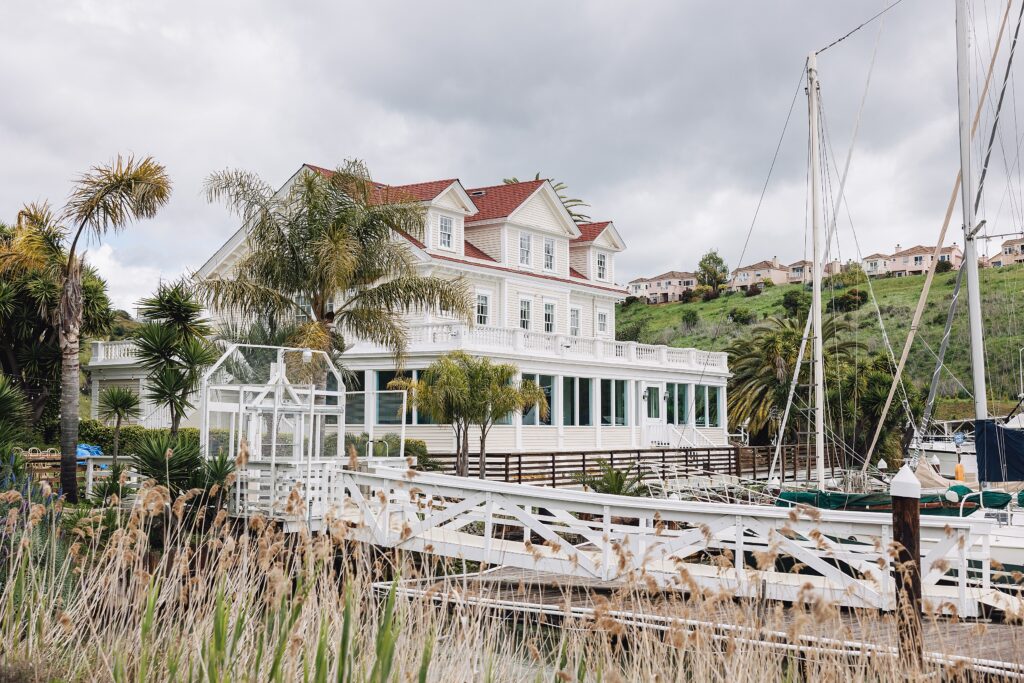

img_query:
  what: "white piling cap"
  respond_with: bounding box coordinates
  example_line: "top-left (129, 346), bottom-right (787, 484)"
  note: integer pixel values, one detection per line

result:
top-left (890, 464), bottom-right (921, 500)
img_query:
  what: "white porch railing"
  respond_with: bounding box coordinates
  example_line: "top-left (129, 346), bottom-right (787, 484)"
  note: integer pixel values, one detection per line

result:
top-left (90, 327), bottom-right (730, 374)
top-left (354, 323), bottom-right (729, 373)
top-left (646, 423), bottom-right (720, 448)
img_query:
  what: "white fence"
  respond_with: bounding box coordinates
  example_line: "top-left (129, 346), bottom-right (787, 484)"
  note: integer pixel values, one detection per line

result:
top-left (227, 462), bottom-right (1018, 617)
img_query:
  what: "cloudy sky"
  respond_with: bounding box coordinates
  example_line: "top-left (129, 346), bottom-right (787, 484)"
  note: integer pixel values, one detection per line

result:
top-left (2, 1), bottom-right (1021, 311)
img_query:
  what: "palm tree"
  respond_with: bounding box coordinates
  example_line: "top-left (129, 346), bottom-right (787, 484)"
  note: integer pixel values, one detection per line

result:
top-left (727, 315), bottom-right (864, 441)
top-left (133, 281), bottom-right (219, 440)
top-left (503, 173), bottom-right (591, 223)
top-left (0, 206), bottom-right (114, 429)
top-left (391, 352), bottom-right (548, 478)
top-left (97, 386), bottom-right (140, 465)
top-left (196, 161), bottom-right (473, 363)
top-left (0, 374), bottom-right (29, 464)
top-left (575, 460), bottom-right (645, 496)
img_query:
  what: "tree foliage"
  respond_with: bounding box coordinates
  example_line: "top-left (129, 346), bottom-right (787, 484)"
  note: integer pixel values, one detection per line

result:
top-left (97, 386), bottom-right (141, 465)
top-left (696, 250), bottom-right (729, 289)
top-left (197, 161), bottom-right (472, 364)
top-left (391, 352), bottom-right (547, 477)
top-left (0, 208), bottom-right (114, 434)
top-left (133, 282), bottom-right (219, 439)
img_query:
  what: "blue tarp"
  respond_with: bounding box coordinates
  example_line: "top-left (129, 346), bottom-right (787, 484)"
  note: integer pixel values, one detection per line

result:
top-left (976, 419), bottom-right (1024, 483)
top-left (76, 444), bottom-right (103, 460)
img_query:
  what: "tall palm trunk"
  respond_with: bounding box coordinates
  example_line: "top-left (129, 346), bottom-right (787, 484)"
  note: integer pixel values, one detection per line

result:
top-left (477, 431), bottom-right (488, 480)
top-left (112, 414), bottom-right (122, 468)
top-left (58, 259), bottom-right (83, 503)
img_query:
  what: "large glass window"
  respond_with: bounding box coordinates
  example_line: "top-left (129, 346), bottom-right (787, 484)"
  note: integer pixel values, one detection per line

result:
top-left (345, 371), bottom-right (364, 425)
top-left (521, 373), bottom-right (554, 426)
top-left (708, 386), bottom-right (721, 428)
top-left (376, 370), bottom-right (406, 425)
top-left (646, 385), bottom-right (660, 419)
top-left (695, 385), bottom-right (707, 427)
top-left (562, 376), bottom-right (576, 426)
top-left (600, 379), bottom-right (629, 426)
top-left (578, 378), bottom-right (592, 426)
top-left (666, 383), bottom-right (689, 425)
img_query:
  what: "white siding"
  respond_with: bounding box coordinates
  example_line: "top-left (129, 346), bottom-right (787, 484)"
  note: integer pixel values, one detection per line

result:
top-left (569, 292), bottom-right (595, 337)
top-left (512, 191), bottom-right (570, 236)
top-left (425, 209), bottom-right (464, 257)
top-left (464, 226), bottom-right (503, 261)
top-left (569, 247), bottom-right (590, 278)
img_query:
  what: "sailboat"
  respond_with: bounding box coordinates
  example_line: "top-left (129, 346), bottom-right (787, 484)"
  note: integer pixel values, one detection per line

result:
top-left (767, 0), bottom-right (1024, 572)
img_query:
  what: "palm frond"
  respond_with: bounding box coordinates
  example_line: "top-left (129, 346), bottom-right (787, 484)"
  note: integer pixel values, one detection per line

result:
top-left (63, 155), bottom-right (171, 237)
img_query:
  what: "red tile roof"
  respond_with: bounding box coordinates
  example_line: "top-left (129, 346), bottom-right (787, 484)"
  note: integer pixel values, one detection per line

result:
top-left (464, 180), bottom-right (545, 222)
top-left (303, 164), bottom-right (457, 204)
top-left (569, 267), bottom-right (586, 279)
top-left (572, 221), bottom-right (611, 243)
top-left (463, 240), bottom-right (496, 262)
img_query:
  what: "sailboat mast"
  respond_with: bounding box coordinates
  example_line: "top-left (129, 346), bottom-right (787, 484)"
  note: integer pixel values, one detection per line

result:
top-left (956, 0), bottom-right (989, 420)
top-left (807, 52), bottom-right (827, 489)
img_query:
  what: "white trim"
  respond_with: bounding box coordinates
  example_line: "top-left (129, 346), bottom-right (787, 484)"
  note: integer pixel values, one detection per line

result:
top-left (518, 232), bottom-right (532, 268)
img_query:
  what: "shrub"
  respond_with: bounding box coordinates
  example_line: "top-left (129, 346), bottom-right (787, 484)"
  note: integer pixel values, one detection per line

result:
top-left (760, 278), bottom-right (776, 288)
top-left (744, 284), bottom-right (762, 298)
top-left (677, 289), bottom-right (697, 304)
top-left (680, 309), bottom-right (699, 330)
top-left (827, 288), bottom-right (868, 313)
top-left (616, 320), bottom-right (645, 342)
top-left (936, 259), bottom-right (954, 273)
top-left (781, 289), bottom-right (811, 318)
top-left (728, 307), bottom-right (757, 325)
top-left (621, 295), bottom-right (646, 308)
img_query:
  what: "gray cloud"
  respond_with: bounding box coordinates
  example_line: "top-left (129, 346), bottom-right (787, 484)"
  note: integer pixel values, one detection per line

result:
top-left (0, 1), bottom-right (1018, 310)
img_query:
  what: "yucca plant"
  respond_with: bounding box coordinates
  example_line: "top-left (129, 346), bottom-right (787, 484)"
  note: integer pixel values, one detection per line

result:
top-left (575, 460), bottom-right (645, 497)
top-left (97, 386), bottom-right (141, 466)
top-left (129, 431), bottom-right (203, 497)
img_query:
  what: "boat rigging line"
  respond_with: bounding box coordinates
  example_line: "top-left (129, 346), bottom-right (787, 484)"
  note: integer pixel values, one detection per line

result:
top-left (862, 0), bottom-right (1015, 467)
top-left (815, 0), bottom-right (906, 55)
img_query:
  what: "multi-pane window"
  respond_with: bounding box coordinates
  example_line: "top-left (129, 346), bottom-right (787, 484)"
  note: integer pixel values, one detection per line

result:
top-left (345, 371), bottom-right (365, 425)
top-left (600, 379), bottom-right (629, 426)
top-left (544, 302), bottom-right (555, 333)
top-left (561, 376), bottom-right (592, 426)
top-left (522, 374), bottom-right (554, 426)
top-left (597, 312), bottom-right (607, 334)
top-left (666, 383), bottom-right (688, 425)
top-left (597, 253), bottom-right (607, 280)
top-left (692, 385), bottom-right (721, 428)
top-left (570, 308), bottom-right (580, 336)
top-left (376, 370), bottom-right (412, 426)
top-left (519, 299), bottom-right (531, 330)
top-left (476, 294), bottom-right (489, 326)
top-left (438, 215), bottom-right (453, 249)
top-left (519, 233), bottom-right (531, 265)
top-left (543, 238), bottom-right (555, 270)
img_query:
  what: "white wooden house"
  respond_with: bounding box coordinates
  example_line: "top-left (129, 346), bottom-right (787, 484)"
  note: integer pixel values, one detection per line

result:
top-left (87, 164), bottom-right (730, 454)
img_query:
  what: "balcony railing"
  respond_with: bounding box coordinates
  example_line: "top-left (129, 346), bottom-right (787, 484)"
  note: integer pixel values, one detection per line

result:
top-left (350, 323), bottom-right (729, 372)
top-left (91, 324), bottom-right (729, 373)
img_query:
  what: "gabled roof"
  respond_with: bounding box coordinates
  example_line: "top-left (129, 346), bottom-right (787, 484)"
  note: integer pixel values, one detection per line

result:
top-left (303, 164), bottom-right (464, 206)
top-left (788, 260), bottom-right (811, 268)
top-left (464, 180), bottom-right (546, 222)
top-left (893, 244), bottom-right (932, 257)
top-left (573, 221), bottom-right (611, 243)
top-left (733, 259), bottom-right (784, 273)
top-left (628, 276), bottom-right (650, 284)
top-left (862, 252), bottom-right (890, 260)
top-left (649, 270), bottom-right (695, 281)
top-left (570, 267), bottom-right (587, 279)
top-left (1003, 237), bottom-right (1024, 246)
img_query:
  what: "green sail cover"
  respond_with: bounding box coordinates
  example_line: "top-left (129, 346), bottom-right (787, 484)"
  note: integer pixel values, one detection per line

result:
top-left (775, 489), bottom-right (1011, 516)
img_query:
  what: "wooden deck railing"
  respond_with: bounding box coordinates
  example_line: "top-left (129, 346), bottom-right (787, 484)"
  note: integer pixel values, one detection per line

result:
top-left (432, 446), bottom-right (740, 487)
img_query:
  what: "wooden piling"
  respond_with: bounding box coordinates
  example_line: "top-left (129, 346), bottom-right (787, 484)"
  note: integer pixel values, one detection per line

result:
top-left (890, 464), bottom-right (922, 667)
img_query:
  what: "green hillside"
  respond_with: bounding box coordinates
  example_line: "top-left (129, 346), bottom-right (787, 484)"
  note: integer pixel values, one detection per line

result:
top-left (617, 265), bottom-right (1024, 418)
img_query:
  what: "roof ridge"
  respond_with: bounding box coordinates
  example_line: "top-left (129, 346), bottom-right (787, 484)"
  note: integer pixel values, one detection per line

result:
top-left (465, 179), bottom-right (546, 193)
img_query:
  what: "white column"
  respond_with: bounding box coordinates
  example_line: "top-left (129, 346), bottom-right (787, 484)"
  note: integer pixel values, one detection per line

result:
top-left (366, 370), bottom-right (376, 441)
top-left (688, 383), bottom-right (698, 430)
top-left (719, 383), bottom-right (729, 436)
top-left (595, 378), bottom-right (603, 448)
top-left (629, 379), bottom-right (638, 447)
top-left (555, 374), bottom-right (565, 450)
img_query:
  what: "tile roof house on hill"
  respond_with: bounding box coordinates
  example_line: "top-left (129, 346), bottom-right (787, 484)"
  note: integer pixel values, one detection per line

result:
top-left (628, 270), bottom-right (697, 303)
top-left (986, 237), bottom-right (1024, 267)
top-left (728, 257), bottom-right (788, 291)
top-left (87, 162), bottom-right (731, 456)
top-left (888, 243), bottom-right (963, 276)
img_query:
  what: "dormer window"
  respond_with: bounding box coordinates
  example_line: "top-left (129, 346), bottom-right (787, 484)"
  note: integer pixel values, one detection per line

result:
top-left (438, 215), bottom-right (453, 249)
top-left (543, 238), bottom-right (555, 271)
top-left (596, 253), bottom-right (607, 280)
top-left (519, 233), bottom-right (531, 266)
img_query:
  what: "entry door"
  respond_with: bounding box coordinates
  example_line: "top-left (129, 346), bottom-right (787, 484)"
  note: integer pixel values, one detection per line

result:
top-left (642, 382), bottom-right (664, 427)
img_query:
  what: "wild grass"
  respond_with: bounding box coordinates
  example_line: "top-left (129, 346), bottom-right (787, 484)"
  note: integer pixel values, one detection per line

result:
top-left (0, 482), bottom-right (1019, 682)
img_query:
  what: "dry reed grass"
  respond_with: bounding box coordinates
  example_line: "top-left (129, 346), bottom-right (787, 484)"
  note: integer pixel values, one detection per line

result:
top-left (0, 484), bottom-right (1019, 682)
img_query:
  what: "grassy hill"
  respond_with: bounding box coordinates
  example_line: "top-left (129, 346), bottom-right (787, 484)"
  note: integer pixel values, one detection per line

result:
top-left (617, 265), bottom-right (1024, 418)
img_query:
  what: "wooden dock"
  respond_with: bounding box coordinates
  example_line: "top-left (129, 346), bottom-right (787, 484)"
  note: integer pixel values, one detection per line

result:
top-left (380, 567), bottom-right (1024, 677)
